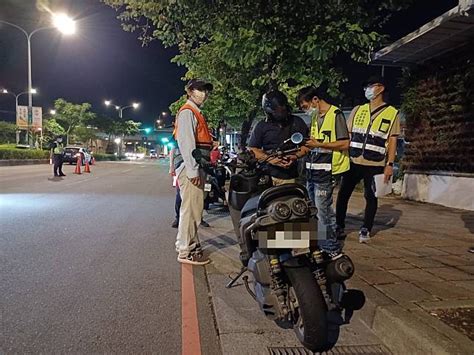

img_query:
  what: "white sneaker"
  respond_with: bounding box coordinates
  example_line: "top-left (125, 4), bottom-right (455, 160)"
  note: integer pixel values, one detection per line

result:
top-left (359, 228), bottom-right (370, 243)
top-left (177, 252), bottom-right (210, 266)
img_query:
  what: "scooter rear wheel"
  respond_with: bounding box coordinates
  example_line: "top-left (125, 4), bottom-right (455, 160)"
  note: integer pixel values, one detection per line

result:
top-left (285, 264), bottom-right (329, 352)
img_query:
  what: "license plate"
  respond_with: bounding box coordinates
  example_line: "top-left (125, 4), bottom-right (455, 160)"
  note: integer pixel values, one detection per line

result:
top-left (204, 183), bottom-right (212, 192)
top-left (257, 230), bottom-right (311, 249)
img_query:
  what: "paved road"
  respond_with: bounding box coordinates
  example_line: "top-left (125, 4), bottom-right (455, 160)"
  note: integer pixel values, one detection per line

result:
top-left (0, 161), bottom-right (220, 353)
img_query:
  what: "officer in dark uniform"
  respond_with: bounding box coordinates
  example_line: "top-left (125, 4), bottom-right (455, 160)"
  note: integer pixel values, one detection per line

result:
top-left (51, 136), bottom-right (66, 177)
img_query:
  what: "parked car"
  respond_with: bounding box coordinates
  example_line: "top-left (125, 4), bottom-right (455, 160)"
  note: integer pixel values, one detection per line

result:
top-left (63, 146), bottom-right (92, 165)
top-left (150, 150), bottom-right (158, 159)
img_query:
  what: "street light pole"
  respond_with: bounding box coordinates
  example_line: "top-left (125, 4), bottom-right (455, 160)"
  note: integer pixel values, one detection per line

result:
top-left (1, 15), bottom-right (75, 147)
top-left (104, 100), bottom-right (140, 157)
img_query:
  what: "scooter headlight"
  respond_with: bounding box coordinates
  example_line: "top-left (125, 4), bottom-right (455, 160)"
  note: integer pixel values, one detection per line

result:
top-left (273, 202), bottom-right (291, 220)
top-left (292, 199), bottom-right (308, 216)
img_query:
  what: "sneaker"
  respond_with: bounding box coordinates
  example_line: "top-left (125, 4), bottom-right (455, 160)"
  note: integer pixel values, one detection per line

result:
top-left (171, 219), bottom-right (179, 228)
top-left (200, 220), bottom-right (210, 228)
top-left (468, 247), bottom-right (474, 254)
top-left (359, 228), bottom-right (370, 244)
top-left (177, 252), bottom-right (210, 265)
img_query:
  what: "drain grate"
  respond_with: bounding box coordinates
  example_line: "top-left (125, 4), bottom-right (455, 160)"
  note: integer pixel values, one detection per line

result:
top-left (268, 344), bottom-right (390, 355)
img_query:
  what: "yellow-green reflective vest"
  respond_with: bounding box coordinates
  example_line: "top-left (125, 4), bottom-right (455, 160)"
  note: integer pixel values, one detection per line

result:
top-left (307, 105), bottom-right (350, 177)
top-left (349, 104), bottom-right (398, 162)
top-left (53, 142), bottom-right (64, 155)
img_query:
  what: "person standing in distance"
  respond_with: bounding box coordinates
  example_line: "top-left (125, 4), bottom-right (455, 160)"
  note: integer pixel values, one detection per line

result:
top-left (173, 79), bottom-right (213, 265)
top-left (336, 76), bottom-right (400, 243)
top-left (50, 136), bottom-right (66, 177)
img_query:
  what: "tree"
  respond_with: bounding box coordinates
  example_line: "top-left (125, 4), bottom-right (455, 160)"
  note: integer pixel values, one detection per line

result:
top-left (73, 126), bottom-right (98, 148)
top-left (0, 121), bottom-right (17, 144)
top-left (104, 0), bottom-right (412, 144)
top-left (43, 118), bottom-right (66, 146)
top-left (53, 98), bottom-right (96, 144)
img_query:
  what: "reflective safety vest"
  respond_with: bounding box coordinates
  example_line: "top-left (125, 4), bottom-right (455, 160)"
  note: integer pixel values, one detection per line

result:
top-left (306, 105), bottom-right (350, 179)
top-left (349, 104), bottom-right (398, 162)
top-left (173, 103), bottom-right (213, 151)
top-left (53, 142), bottom-right (64, 155)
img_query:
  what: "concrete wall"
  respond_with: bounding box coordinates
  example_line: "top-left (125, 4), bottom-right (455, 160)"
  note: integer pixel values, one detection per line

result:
top-left (402, 172), bottom-right (474, 211)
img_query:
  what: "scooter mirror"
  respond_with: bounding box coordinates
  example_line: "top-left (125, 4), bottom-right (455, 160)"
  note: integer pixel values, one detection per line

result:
top-left (291, 132), bottom-right (304, 145)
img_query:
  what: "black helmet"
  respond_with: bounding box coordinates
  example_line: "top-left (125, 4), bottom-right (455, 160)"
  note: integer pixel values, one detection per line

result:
top-left (262, 90), bottom-right (290, 122)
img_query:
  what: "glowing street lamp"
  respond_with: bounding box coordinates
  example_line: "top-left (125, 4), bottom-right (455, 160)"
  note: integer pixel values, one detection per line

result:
top-left (104, 99), bottom-right (140, 119)
top-left (0, 13), bottom-right (76, 146)
top-left (52, 13), bottom-right (76, 35)
top-left (50, 109), bottom-right (56, 115)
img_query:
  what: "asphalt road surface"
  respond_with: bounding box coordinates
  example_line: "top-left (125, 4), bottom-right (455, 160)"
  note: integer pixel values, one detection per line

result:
top-left (0, 160), bottom-right (220, 353)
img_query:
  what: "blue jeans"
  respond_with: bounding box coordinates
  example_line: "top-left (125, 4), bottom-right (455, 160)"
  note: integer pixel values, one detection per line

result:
top-left (307, 179), bottom-right (340, 253)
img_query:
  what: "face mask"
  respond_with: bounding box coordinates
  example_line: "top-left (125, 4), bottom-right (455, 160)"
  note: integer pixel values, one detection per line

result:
top-left (191, 90), bottom-right (207, 105)
top-left (365, 87), bottom-right (377, 101)
top-left (305, 106), bottom-right (319, 118)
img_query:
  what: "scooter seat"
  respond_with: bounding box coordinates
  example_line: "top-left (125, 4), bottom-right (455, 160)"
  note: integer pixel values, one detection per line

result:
top-left (241, 195), bottom-right (260, 218)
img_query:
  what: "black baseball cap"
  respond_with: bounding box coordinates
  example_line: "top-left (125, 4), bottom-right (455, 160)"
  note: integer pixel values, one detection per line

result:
top-left (363, 75), bottom-right (386, 88)
top-left (186, 79), bottom-right (213, 92)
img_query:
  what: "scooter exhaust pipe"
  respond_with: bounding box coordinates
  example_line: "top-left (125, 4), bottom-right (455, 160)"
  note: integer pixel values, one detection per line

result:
top-left (325, 255), bottom-right (355, 283)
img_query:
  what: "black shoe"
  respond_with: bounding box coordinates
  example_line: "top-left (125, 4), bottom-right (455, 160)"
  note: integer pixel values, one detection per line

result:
top-left (54, 174), bottom-right (59, 177)
top-left (469, 247), bottom-right (474, 254)
top-left (200, 220), bottom-right (210, 228)
top-left (59, 173), bottom-right (66, 177)
top-left (171, 219), bottom-right (179, 228)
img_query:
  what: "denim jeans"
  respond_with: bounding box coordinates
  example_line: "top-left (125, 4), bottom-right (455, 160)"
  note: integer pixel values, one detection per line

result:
top-left (307, 179), bottom-right (340, 253)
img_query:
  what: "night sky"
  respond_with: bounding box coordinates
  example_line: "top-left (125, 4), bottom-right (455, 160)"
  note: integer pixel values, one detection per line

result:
top-left (0, 0), bottom-right (458, 126)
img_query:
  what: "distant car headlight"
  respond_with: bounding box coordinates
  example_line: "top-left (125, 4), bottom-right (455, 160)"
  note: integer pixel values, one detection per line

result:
top-left (292, 199), bottom-right (308, 216)
top-left (272, 202), bottom-right (291, 221)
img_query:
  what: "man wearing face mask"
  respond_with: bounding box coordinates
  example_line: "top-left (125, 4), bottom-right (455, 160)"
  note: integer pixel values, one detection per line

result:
top-left (336, 76), bottom-right (400, 243)
top-left (173, 79), bottom-right (213, 265)
top-left (296, 86), bottom-right (350, 259)
top-left (248, 90), bottom-right (309, 186)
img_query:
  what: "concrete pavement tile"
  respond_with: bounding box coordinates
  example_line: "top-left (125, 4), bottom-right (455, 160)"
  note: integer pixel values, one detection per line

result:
top-left (438, 246), bottom-right (474, 255)
top-left (352, 257), bottom-right (383, 271)
top-left (372, 258), bottom-right (414, 270)
top-left (455, 265), bottom-right (474, 274)
top-left (409, 246), bottom-right (450, 256)
top-left (403, 256), bottom-right (445, 268)
top-left (219, 331), bottom-right (301, 354)
top-left (350, 247), bottom-right (394, 259)
top-left (388, 268), bottom-right (444, 282)
top-left (387, 247), bottom-right (423, 258)
top-left (454, 281), bottom-right (474, 292)
top-left (206, 272), bottom-right (279, 334)
top-left (372, 305), bottom-right (474, 355)
top-left (413, 281), bottom-right (472, 300)
top-left (416, 299), bottom-right (474, 310)
top-left (432, 255), bottom-right (474, 266)
top-left (374, 282), bottom-right (435, 303)
top-left (425, 267), bottom-right (473, 281)
top-left (358, 270), bottom-right (402, 285)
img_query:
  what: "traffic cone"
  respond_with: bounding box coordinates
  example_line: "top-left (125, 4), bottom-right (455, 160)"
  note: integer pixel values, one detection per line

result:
top-left (84, 159), bottom-right (91, 173)
top-left (74, 157), bottom-right (82, 174)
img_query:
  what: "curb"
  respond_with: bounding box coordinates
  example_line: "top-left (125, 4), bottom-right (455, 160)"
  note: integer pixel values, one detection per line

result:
top-left (0, 159), bottom-right (49, 166)
top-left (359, 291), bottom-right (473, 354)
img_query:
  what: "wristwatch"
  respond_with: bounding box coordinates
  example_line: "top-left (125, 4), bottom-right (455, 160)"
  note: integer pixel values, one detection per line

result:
top-left (386, 162), bottom-right (394, 167)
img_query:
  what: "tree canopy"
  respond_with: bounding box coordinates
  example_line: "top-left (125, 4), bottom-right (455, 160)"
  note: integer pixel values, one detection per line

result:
top-left (104, 0), bottom-right (411, 135)
top-left (53, 98), bottom-right (96, 144)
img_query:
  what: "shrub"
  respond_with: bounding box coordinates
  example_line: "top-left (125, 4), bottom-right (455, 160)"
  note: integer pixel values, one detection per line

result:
top-left (0, 147), bottom-right (49, 160)
top-left (92, 153), bottom-right (118, 161)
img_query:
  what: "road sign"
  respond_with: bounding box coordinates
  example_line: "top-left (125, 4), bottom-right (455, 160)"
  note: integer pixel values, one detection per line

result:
top-left (17, 106), bottom-right (42, 129)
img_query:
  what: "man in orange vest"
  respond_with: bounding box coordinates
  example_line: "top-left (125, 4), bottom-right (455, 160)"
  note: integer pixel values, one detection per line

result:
top-left (173, 79), bottom-right (213, 265)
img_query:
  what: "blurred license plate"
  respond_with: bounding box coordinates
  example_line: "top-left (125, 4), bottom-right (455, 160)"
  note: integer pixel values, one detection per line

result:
top-left (258, 229), bottom-right (311, 249)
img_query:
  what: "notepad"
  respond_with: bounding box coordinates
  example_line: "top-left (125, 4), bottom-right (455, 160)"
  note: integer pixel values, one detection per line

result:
top-left (374, 174), bottom-right (392, 198)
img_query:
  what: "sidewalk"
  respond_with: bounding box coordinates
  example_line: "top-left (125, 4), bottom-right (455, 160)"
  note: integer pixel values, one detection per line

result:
top-left (198, 193), bottom-right (473, 354)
